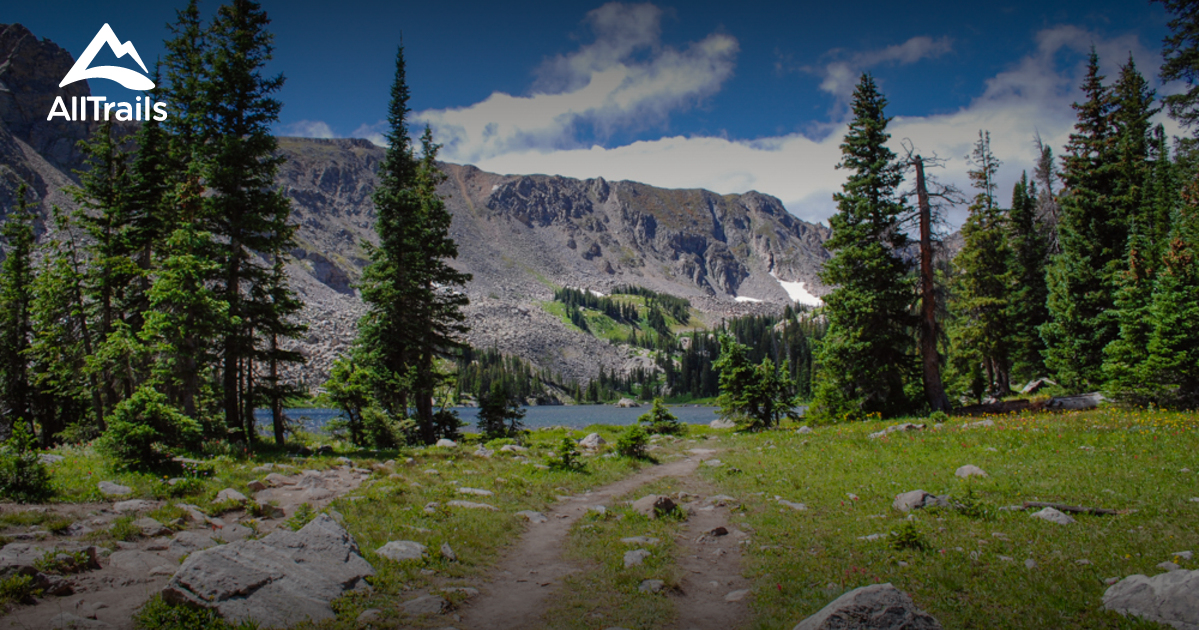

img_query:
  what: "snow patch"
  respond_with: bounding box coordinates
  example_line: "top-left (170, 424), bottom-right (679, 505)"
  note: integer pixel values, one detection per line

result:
top-left (734, 296), bottom-right (763, 303)
top-left (490, 184), bottom-right (499, 192)
top-left (771, 272), bottom-right (823, 307)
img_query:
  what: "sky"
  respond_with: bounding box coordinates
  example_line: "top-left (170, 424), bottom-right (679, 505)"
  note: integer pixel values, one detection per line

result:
top-left (6, 0), bottom-right (1185, 226)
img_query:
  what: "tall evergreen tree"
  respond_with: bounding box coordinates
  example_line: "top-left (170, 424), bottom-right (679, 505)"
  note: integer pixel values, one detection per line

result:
top-left (1156, 0), bottom-right (1199, 151)
top-left (947, 131), bottom-right (1013, 397)
top-left (1006, 172), bottom-right (1049, 383)
top-left (356, 45), bottom-right (471, 445)
top-left (201, 0), bottom-right (298, 441)
top-left (813, 73), bottom-right (915, 420)
top-left (1042, 50), bottom-right (1122, 390)
top-left (0, 184), bottom-right (37, 438)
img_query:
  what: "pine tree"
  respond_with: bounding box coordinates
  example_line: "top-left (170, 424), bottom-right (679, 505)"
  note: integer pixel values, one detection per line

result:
top-left (201, 0), bottom-right (297, 442)
top-left (356, 45), bottom-right (471, 445)
top-left (0, 184), bottom-right (37, 439)
top-left (947, 131), bottom-right (1013, 398)
top-left (1156, 0), bottom-right (1199, 149)
top-left (1042, 50), bottom-right (1122, 390)
top-left (813, 73), bottom-right (915, 420)
top-left (1006, 172), bottom-right (1049, 383)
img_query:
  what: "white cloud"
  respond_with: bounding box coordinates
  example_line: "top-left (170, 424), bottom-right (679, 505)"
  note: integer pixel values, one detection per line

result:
top-left (412, 2), bottom-right (738, 164)
top-left (351, 121), bottom-right (389, 147)
top-left (280, 119), bottom-right (336, 139)
top-left (799, 36), bottom-right (954, 112)
top-left (421, 24), bottom-right (1178, 230)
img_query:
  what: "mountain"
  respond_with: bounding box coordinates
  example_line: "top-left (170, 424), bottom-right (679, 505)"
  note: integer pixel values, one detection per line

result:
top-left (0, 22), bottom-right (833, 389)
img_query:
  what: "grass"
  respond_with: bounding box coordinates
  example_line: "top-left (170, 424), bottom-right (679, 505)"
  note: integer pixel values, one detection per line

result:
top-left (700, 408), bottom-right (1199, 629)
top-left (542, 477), bottom-right (689, 629)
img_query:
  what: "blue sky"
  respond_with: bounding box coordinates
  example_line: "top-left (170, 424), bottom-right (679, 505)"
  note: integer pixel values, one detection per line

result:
top-left (7, 1), bottom-right (1182, 225)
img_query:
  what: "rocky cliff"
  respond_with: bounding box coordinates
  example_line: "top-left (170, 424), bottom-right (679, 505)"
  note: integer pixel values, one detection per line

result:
top-left (0, 22), bottom-right (833, 388)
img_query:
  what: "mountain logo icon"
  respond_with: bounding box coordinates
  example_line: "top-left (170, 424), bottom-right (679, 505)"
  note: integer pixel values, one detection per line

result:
top-left (59, 23), bottom-right (154, 91)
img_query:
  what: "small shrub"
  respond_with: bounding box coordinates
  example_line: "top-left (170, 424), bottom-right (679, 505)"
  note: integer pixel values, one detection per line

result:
top-left (890, 521), bottom-right (929, 551)
top-left (546, 437), bottom-right (585, 472)
top-left (285, 503), bottom-right (317, 531)
top-left (152, 477), bottom-right (207, 500)
top-left (0, 423), bottom-right (53, 503)
top-left (954, 485), bottom-right (993, 520)
top-left (133, 594), bottom-right (250, 630)
top-left (477, 382), bottom-right (526, 441)
top-left (97, 386), bottom-right (201, 472)
top-left (637, 398), bottom-right (685, 435)
top-left (928, 410), bottom-right (949, 424)
top-left (148, 503), bottom-right (191, 528)
top-left (109, 516), bottom-right (141, 542)
top-left (33, 549), bottom-right (91, 574)
top-left (615, 425), bottom-right (649, 459)
top-left (0, 573), bottom-right (37, 607)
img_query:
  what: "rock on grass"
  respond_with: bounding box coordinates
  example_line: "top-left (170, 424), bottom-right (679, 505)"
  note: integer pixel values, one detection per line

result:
top-left (793, 583), bottom-right (942, 630)
top-left (1103, 569), bottom-right (1199, 630)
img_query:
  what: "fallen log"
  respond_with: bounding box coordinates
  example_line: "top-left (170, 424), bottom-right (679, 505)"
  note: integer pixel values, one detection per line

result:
top-left (1021, 501), bottom-right (1117, 516)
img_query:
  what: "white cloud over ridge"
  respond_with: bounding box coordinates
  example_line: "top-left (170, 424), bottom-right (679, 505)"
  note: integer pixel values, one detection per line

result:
top-left (280, 119), bottom-right (336, 139)
top-left (449, 23), bottom-right (1177, 228)
top-left (412, 2), bottom-right (738, 164)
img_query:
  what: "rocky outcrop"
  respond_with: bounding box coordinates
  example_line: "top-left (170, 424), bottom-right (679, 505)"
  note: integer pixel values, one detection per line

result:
top-left (794, 583), bottom-right (943, 630)
top-left (1103, 569), bottom-right (1199, 630)
top-left (162, 514), bottom-right (374, 628)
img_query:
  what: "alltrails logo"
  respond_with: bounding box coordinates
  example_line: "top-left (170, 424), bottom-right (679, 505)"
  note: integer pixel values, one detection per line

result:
top-left (47, 23), bottom-right (168, 122)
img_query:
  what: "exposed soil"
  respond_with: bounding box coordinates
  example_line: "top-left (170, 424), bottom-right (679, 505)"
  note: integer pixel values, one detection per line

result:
top-left (458, 448), bottom-right (752, 630)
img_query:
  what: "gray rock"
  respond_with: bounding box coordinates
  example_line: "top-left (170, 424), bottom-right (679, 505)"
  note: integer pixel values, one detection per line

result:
top-left (162, 514), bottom-right (374, 628)
top-left (793, 583), bottom-right (943, 630)
top-left (458, 487), bottom-right (493, 496)
top-left (1103, 569), bottom-right (1199, 630)
top-left (1025, 559), bottom-right (1037, 569)
top-left (263, 472), bottom-right (296, 487)
top-left (357, 608), bottom-right (384, 625)
top-left (515, 510), bottom-right (548, 523)
top-left (1046, 391), bottom-right (1108, 410)
top-left (954, 465), bottom-right (988, 479)
top-left (108, 549), bottom-right (175, 573)
top-left (892, 490), bottom-right (949, 512)
top-left (215, 488), bottom-right (247, 503)
top-left (446, 500), bottom-right (498, 511)
top-left (796, 426), bottom-right (813, 434)
top-left (113, 499), bottom-right (156, 513)
top-left (377, 541), bottom-right (426, 562)
top-left (401, 594), bottom-right (448, 615)
top-left (435, 438), bottom-right (457, 447)
top-left (624, 549), bottom-right (651, 568)
top-left (868, 423), bottom-right (926, 439)
top-left (704, 459), bottom-right (724, 467)
top-left (725, 589), bottom-right (751, 602)
top-left (709, 418), bottom-right (736, 429)
top-left (779, 499), bottom-right (807, 511)
top-left (38, 454), bottom-right (64, 464)
top-left (1175, 551), bottom-right (1194, 561)
top-left (615, 398), bottom-right (640, 408)
top-left (1158, 562), bottom-right (1182, 571)
top-left (639, 579), bottom-right (665, 593)
top-left (133, 517), bottom-right (172, 537)
top-left (499, 444), bottom-right (528, 453)
top-left (1030, 507), bottom-right (1075, 525)
top-left (578, 433), bottom-right (607, 448)
top-left (631, 495), bottom-right (677, 518)
top-left (168, 531), bottom-right (219, 557)
top-left (621, 536), bottom-right (660, 545)
top-left (440, 543), bottom-right (457, 562)
top-left (97, 481), bottom-right (132, 497)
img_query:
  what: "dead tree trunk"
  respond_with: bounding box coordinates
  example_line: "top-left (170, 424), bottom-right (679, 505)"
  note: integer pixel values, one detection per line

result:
top-left (915, 156), bottom-right (952, 413)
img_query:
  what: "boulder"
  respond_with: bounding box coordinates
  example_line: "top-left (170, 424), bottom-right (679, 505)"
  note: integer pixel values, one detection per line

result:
top-left (108, 549), bottom-right (176, 574)
top-left (376, 541), bottom-right (426, 562)
top-left (215, 488), bottom-right (248, 503)
top-left (709, 418), bottom-right (736, 429)
top-left (1103, 569), bottom-right (1199, 630)
top-left (868, 423), bottom-right (925, 439)
top-left (446, 500), bottom-right (498, 511)
top-left (168, 531), bottom-right (219, 558)
top-left (457, 487), bottom-right (493, 496)
top-left (624, 549), bottom-right (650, 568)
top-left (97, 481), bottom-right (132, 497)
top-left (796, 426), bottom-right (814, 434)
top-left (162, 514), bottom-right (374, 628)
top-left (515, 511), bottom-right (548, 523)
top-left (578, 433), bottom-right (606, 448)
top-left (892, 490), bottom-right (949, 512)
top-left (639, 579), bottom-right (665, 593)
top-left (112, 499), bottom-right (156, 513)
top-left (954, 465), bottom-right (988, 479)
top-left (615, 398), bottom-right (640, 408)
top-left (631, 495), bottom-right (677, 518)
top-left (1046, 392), bottom-right (1108, 410)
top-left (793, 583), bottom-right (943, 630)
top-left (621, 536), bottom-right (660, 545)
top-left (435, 438), bottom-right (457, 447)
top-left (263, 472), bottom-right (296, 487)
top-left (133, 517), bottom-right (172, 537)
top-left (499, 444), bottom-right (528, 453)
top-left (401, 594), bottom-right (448, 615)
top-left (1030, 507), bottom-right (1075, 525)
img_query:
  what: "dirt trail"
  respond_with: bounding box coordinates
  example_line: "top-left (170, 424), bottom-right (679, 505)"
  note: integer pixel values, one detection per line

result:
top-left (458, 454), bottom-right (706, 630)
top-left (669, 473), bottom-right (752, 630)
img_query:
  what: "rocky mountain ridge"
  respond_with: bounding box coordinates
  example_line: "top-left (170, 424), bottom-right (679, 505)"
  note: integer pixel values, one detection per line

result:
top-left (0, 22), bottom-right (833, 389)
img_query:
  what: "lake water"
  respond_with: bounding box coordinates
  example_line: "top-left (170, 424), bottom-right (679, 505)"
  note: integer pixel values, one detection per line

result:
top-left (252, 405), bottom-right (722, 435)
